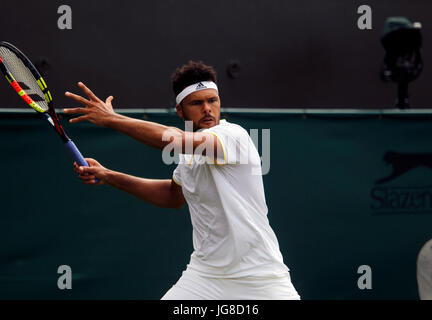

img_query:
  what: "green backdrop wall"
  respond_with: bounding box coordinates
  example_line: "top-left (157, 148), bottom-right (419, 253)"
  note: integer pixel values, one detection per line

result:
top-left (1, 110), bottom-right (432, 299)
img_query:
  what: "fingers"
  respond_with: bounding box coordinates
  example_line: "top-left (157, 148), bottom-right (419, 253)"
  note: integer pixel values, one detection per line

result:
top-left (78, 82), bottom-right (101, 102)
top-left (74, 162), bottom-right (90, 175)
top-left (78, 165), bottom-right (94, 174)
top-left (79, 174), bottom-right (96, 181)
top-left (85, 158), bottom-right (100, 166)
top-left (74, 167), bottom-right (95, 180)
top-left (73, 160), bottom-right (103, 185)
top-left (75, 158), bottom-right (100, 168)
top-left (105, 96), bottom-right (114, 106)
top-left (69, 115), bottom-right (88, 124)
top-left (63, 107), bottom-right (88, 114)
top-left (76, 166), bottom-right (98, 184)
top-left (74, 162), bottom-right (80, 174)
top-left (80, 175), bottom-right (98, 185)
top-left (65, 91), bottom-right (91, 106)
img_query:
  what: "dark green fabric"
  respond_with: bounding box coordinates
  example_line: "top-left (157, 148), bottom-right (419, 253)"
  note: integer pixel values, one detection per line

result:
top-left (1, 111), bottom-right (431, 299)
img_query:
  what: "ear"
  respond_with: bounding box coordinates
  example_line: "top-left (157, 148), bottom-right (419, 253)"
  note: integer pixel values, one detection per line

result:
top-left (176, 104), bottom-right (184, 119)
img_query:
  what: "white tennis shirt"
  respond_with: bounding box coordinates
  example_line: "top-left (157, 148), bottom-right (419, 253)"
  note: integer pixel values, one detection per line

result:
top-left (172, 119), bottom-right (290, 278)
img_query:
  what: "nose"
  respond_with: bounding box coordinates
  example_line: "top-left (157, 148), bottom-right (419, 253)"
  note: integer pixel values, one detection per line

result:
top-left (202, 101), bottom-right (212, 114)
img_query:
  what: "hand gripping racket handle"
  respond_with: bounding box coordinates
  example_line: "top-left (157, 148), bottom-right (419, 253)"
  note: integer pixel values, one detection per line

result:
top-left (64, 140), bottom-right (99, 183)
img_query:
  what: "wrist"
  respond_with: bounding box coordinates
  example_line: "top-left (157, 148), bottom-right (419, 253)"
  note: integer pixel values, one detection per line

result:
top-left (102, 112), bottom-right (124, 128)
top-left (102, 168), bottom-right (116, 185)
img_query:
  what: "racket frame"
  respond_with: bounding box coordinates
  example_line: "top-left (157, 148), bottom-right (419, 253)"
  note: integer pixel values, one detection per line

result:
top-left (0, 41), bottom-right (93, 171)
top-left (0, 41), bottom-right (70, 142)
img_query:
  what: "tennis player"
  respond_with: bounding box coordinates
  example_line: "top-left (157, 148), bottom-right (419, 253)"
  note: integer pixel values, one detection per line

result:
top-left (64, 61), bottom-right (300, 300)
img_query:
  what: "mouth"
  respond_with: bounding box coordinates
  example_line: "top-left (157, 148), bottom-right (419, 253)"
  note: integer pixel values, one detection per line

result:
top-left (201, 117), bottom-right (215, 124)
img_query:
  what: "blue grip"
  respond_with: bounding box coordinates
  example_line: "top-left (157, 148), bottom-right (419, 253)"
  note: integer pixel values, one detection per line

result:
top-left (65, 140), bottom-right (88, 167)
top-left (64, 140), bottom-right (99, 183)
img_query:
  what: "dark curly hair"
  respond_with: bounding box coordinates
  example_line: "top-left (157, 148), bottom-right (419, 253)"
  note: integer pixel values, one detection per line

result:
top-left (171, 60), bottom-right (217, 97)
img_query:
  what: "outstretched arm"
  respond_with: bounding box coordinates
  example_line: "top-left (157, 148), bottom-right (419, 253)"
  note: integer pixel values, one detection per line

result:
top-left (64, 82), bottom-right (174, 150)
top-left (75, 158), bottom-right (186, 209)
top-left (63, 82), bottom-right (223, 158)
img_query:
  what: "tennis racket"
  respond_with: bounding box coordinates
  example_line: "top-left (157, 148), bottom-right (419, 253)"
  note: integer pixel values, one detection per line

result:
top-left (0, 41), bottom-right (93, 174)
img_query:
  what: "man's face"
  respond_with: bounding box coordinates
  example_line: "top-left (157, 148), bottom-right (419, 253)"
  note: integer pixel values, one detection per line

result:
top-left (176, 89), bottom-right (220, 131)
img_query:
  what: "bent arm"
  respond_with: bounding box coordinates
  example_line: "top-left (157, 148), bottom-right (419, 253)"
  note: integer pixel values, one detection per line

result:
top-left (64, 82), bottom-right (222, 158)
top-left (104, 170), bottom-right (186, 209)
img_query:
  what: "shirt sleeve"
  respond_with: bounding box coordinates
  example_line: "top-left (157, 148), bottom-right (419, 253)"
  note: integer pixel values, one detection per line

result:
top-left (172, 164), bottom-right (182, 186)
top-left (202, 124), bottom-right (250, 165)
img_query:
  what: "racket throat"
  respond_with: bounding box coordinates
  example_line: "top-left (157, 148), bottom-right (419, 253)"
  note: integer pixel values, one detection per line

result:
top-left (43, 113), bottom-right (69, 143)
top-left (43, 112), bottom-right (55, 126)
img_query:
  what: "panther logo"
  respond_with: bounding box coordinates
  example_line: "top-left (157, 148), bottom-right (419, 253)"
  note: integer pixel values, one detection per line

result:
top-left (375, 151), bottom-right (432, 184)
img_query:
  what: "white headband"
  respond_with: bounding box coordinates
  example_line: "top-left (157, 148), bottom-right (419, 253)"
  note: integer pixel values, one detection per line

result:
top-left (176, 81), bottom-right (218, 105)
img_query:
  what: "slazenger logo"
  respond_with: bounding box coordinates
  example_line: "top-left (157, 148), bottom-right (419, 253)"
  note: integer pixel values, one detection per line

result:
top-left (195, 82), bottom-right (207, 90)
top-left (370, 151), bottom-right (432, 215)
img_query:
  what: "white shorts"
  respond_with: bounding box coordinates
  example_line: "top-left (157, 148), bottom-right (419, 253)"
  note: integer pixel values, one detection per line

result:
top-left (161, 269), bottom-right (301, 300)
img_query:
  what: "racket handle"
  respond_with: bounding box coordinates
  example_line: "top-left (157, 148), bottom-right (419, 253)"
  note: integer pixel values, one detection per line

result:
top-left (64, 140), bottom-right (99, 183)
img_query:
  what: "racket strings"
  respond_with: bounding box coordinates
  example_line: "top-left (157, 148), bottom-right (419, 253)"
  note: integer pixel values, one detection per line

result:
top-left (0, 46), bottom-right (49, 111)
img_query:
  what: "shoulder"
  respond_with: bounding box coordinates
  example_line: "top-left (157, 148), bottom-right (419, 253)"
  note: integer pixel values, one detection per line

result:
top-left (204, 119), bottom-right (249, 138)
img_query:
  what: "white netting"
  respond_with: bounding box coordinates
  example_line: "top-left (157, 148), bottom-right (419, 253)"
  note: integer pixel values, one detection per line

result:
top-left (0, 45), bottom-right (49, 111)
